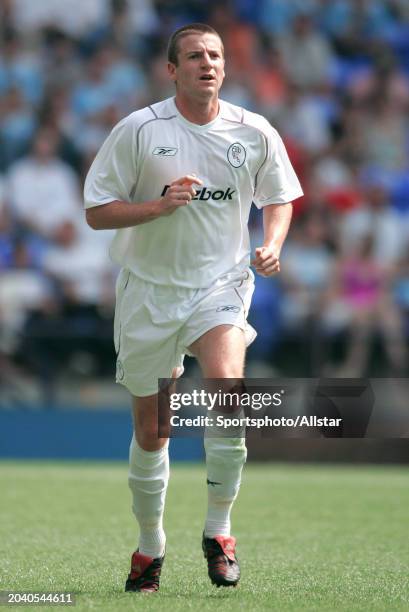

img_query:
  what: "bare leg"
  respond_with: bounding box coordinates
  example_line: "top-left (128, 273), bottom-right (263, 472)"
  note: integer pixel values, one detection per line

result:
top-left (132, 393), bottom-right (169, 451)
top-left (128, 370), bottom-right (177, 558)
top-left (188, 324), bottom-right (246, 378)
top-left (189, 325), bottom-right (247, 538)
top-left (377, 298), bottom-right (408, 374)
top-left (339, 309), bottom-right (373, 377)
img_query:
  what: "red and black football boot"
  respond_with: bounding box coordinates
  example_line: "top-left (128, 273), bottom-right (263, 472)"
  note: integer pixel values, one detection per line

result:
top-left (125, 550), bottom-right (164, 593)
top-left (202, 533), bottom-right (240, 587)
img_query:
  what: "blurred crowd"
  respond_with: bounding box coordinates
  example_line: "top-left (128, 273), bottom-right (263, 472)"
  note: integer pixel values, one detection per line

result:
top-left (0, 0), bottom-right (408, 403)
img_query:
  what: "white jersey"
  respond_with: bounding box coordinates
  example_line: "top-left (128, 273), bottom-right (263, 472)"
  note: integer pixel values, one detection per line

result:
top-left (84, 96), bottom-right (303, 288)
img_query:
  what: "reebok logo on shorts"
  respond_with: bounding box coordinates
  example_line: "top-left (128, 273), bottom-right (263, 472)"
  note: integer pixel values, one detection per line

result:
top-left (153, 147), bottom-right (178, 156)
top-left (116, 359), bottom-right (125, 380)
top-left (216, 305), bottom-right (240, 313)
top-left (161, 185), bottom-right (236, 201)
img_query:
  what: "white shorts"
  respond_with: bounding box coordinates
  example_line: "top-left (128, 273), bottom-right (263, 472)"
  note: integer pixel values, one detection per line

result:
top-left (114, 268), bottom-right (256, 397)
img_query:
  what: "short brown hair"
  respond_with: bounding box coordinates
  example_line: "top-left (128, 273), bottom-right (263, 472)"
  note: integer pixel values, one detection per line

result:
top-left (167, 23), bottom-right (224, 66)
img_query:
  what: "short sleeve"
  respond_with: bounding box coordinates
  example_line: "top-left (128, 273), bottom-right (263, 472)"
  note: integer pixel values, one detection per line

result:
top-left (253, 126), bottom-right (303, 209)
top-left (84, 115), bottom-right (137, 209)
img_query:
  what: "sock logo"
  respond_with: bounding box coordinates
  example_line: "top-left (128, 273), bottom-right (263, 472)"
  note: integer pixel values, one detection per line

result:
top-left (206, 478), bottom-right (222, 486)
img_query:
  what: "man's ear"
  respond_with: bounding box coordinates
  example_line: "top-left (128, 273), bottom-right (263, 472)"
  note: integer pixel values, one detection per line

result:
top-left (168, 62), bottom-right (177, 82)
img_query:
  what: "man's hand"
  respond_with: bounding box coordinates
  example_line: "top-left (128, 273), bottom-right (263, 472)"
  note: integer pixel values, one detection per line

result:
top-left (159, 175), bottom-right (203, 216)
top-left (85, 174), bottom-right (203, 230)
top-left (251, 246), bottom-right (280, 277)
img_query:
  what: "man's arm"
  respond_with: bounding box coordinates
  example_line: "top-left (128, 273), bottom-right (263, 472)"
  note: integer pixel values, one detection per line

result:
top-left (251, 202), bottom-right (293, 277)
top-left (86, 175), bottom-right (202, 230)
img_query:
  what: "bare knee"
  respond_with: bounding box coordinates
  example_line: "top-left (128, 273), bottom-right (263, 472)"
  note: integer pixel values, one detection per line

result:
top-left (132, 394), bottom-right (169, 451)
top-left (189, 325), bottom-right (246, 378)
top-left (205, 364), bottom-right (244, 378)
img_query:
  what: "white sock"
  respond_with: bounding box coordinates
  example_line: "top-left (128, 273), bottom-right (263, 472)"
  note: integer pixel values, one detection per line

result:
top-left (128, 434), bottom-right (169, 558)
top-left (204, 436), bottom-right (247, 538)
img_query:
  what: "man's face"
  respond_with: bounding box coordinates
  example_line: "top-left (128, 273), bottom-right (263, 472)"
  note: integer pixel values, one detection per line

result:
top-left (168, 33), bottom-right (225, 101)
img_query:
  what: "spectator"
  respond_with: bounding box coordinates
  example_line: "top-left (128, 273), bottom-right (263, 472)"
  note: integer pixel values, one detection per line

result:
top-left (279, 213), bottom-right (335, 374)
top-left (0, 176), bottom-right (14, 269)
top-left (318, 0), bottom-right (396, 57)
top-left (277, 13), bottom-right (335, 89)
top-left (101, 44), bottom-right (148, 112)
top-left (0, 30), bottom-right (44, 106)
top-left (276, 83), bottom-right (333, 155)
top-left (37, 87), bottom-right (83, 173)
top-left (250, 45), bottom-right (288, 115)
top-left (6, 126), bottom-right (82, 240)
top-left (42, 29), bottom-right (83, 91)
top-left (9, 0), bottom-right (111, 39)
top-left (324, 233), bottom-right (408, 376)
top-left (70, 49), bottom-right (115, 120)
top-left (257, 0), bottom-right (304, 36)
top-left (340, 181), bottom-right (406, 265)
top-left (41, 219), bottom-right (115, 308)
top-left (361, 94), bottom-right (409, 171)
top-left (0, 86), bottom-right (36, 169)
top-left (19, 219), bottom-right (116, 398)
top-left (124, 0), bottom-right (160, 36)
top-left (0, 237), bottom-right (52, 366)
top-left (394, 246), bottom-right (409, 336)
top-left (145, 52), bottom-right (176, 103)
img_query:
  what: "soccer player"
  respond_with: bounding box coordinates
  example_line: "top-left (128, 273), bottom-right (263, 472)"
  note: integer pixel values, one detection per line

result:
top-left (84, 23), bottom-right (303, 593)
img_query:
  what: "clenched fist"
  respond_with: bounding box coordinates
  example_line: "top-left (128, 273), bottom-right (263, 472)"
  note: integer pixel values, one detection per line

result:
top-left (251, 246), bottom-right (280, 277)
top-left (159, 174), bottom-right (203, 216)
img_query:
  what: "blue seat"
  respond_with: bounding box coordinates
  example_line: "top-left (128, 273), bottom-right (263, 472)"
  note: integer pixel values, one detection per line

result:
top-left (391, 173), bottom-right (409, 214)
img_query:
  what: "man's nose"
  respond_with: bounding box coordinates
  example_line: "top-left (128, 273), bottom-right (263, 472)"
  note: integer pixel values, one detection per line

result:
top-left (201, 53), bottom-right (212, 67)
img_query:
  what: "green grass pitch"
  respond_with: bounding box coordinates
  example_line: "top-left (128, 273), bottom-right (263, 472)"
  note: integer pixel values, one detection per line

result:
top-left (1, 461), bottom-right (408, 611)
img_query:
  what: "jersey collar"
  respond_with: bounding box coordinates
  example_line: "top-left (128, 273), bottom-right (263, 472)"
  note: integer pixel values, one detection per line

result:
top-left (171, 97), bottom-right (222, 132)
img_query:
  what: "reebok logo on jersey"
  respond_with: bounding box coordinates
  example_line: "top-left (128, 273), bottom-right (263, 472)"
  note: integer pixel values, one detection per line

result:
top-left (153, 147), bottom-right (178, 156)
top-left (161, 185), bottom-right (236, 201)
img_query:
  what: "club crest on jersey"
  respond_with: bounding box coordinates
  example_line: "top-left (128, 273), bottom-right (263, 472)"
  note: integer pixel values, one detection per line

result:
top-left (227, 142), bottom-right (246, 168)
top-left (153, 147), bottom-right (178, 156)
